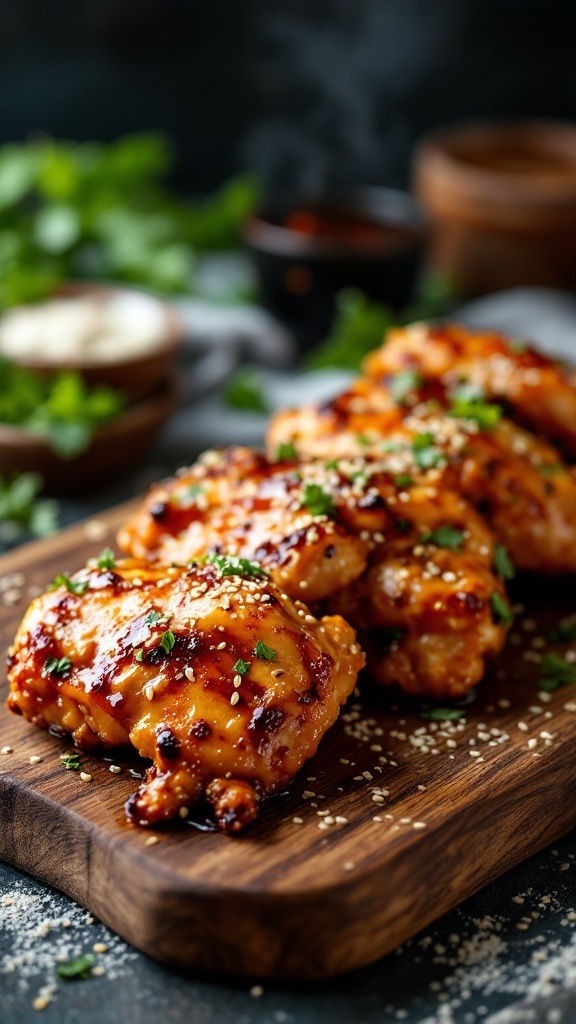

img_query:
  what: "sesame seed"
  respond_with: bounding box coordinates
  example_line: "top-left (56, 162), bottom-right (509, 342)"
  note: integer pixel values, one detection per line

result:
top-left (413, 821), bottom-right (427, 830)
top-left (145, 685), bottom-right (154, 701)
top-left (109, 765), bottom-right (121, 774)
top-left (250, 985), bottom-right (264, 997)
top-left (179, 807), bottom-right (189, 819)
top-left (230, 691), bottom-right (240, 706)
top-left (216, 641), bottom-right (226, 650)
top-left (292, 817), bottom-right (304, 824)
top-left (93, 942), bottom-right (108, 953)
top-left (1, 745), bottom-right (13, 755)
top-left (184, 666), bottom-right (195, 682)
top-left (29, 755), bottom-right (42, 765)
top-left (145, 835), bottom-right (159, 846)
top-left (80, 772), bottom-right (92, 783)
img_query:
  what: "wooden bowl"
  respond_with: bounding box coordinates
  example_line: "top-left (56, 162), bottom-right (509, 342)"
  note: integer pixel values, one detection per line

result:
top-left (0, 378), bottom-right (178, 493)
top-left (0, 282), bottom-right (184, 404)
top-left (413, 120), bottom-right (576, 296)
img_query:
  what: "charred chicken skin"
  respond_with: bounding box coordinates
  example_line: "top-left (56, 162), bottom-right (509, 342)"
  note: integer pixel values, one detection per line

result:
top-left (7, 558), bottom-right (363, 832)
top-left (118, 447), bottom-right (509, 698)
top-left (267, 375), bottom-right (576, 575)
top-left (365, 322), bottom-right (576, 459)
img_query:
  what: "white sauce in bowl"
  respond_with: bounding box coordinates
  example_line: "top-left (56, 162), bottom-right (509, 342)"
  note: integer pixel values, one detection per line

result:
top-left (0, 292), bottom-right (169, 365)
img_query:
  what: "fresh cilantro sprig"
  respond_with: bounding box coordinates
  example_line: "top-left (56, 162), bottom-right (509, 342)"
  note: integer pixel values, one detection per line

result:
top-left (412, 433), bottom-right (446, 471)
top-left (275, 442), bottom-right (298, 461)
top-left (448, 383), bottom-right (502, 431)
top-left (390, 369), bottom-right (423, 406)
top-left (44, 656), bottom-right (72, 675)
top-left (0, 471), bottom-right (58, 543)
top-left (206, 553), bottom-right (268, 579)
top-left (233, 658), bottom-right (251, 675)
top-left (494, 544), bottom-right (515, 581)
top-left (254, 640), bottom-right (277, 661)
top-left (61, 752), bottom-right (81, 770)
top-left (223, 366), bottom-right (268, 413)
top-left (300, 482), bottom-right (335, 518)
top-left (96, 548), bottom-right (116, 570)
top-left (56, 953), bottom-right (95, 980)
top-left (50, 573), bottom-right (89, 596)
top-left (538, 653), bottom-right (576, 692)
top-left (420, 525), bottom-right (465, 552)
top-left (159, 630), bottom-right (176, 655)
top-left (491, 592), bottom-right (513, 627)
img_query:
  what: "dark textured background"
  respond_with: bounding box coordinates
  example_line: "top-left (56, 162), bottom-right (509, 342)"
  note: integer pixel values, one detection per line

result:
top-left (1, 0), bottom-right (575, 195)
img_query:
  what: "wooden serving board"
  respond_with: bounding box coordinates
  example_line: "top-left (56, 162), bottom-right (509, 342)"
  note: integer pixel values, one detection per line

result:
top-left (0, 506), bottom-right (575, 980)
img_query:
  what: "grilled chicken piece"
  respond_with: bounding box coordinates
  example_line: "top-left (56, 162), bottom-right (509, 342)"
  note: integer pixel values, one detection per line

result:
top-left (365, 321), bottom-right (576, 458)
top-left (7, 558), bottom-right (363, 832)
top-left (119, 447), bottom-right (509, 698)
top-left (267, 376), bottom-right (576, 575)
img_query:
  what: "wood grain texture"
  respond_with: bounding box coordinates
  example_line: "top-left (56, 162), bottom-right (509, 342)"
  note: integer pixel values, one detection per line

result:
top-left (0, 506), bottom-right (575, 979)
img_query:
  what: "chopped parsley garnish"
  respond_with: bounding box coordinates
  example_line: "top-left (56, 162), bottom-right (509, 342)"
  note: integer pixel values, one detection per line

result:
top-left (223, 366), bottom-right (268, 413)
top-left (325, 459), bottom-right (339, 470)
top-left (275, 442), bottom-right (298, 461)
top-left (159, 630), bottom-right (176, 655)
top-left (206, 553), bottom-right (268, 579)
top-left (96, 547), bottom-right (116, 570)
top-left (134, 648), bottom-right (144, 663)
top-left (174, 483), bottom-right (204, 505)
top-left (494, 544), bottom-right (515, 581)
top-left (538, 653), bottom-right (576, 692)
top-left (420, 525), bottom-right (465, 551)
top-left (419, 708), bottom-right (466, 721)
top-left (254, 639), bottom-right (277, 661)
top-left (44, 656), bottom-right (72, 675)
top-left (299, 482), bottom-right (335, 518)
top-left (61, 753), bottom-right (81, 770)
top-left (448, 383), bottom-right (502, 430)
top-left (547, 618), bottom-right (576, 644)
top-left (390, 369), bottom-right (423, 406)
top-left (381, 440), bottom-right (406, 453)
top-left (356, 433), bottom-right (372, 447)
top-left (412, 433), bottom-right (446, 470)
top-left (50, 573), bottom-right (89, 595)
top-left (57, 953), bottom-right (95, 980)
top-left (145, 611), bottom-right (163, 626)
top-left (395, 474), bottom-right (414, 489)
top-left (491, 592), bottom-right (513, 627)
top-left (233, 658), bottom-right (251, 675)
top-left (538, 464), bottom-right (563, 476)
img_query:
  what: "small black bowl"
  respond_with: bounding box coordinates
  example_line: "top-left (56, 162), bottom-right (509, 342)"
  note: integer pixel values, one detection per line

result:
top-left (243, 187), bottom-right (426, 348)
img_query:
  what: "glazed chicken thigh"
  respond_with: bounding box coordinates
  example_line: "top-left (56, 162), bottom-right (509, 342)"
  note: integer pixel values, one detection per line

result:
top-left (119, 448), bottom-right (509, 698)
top-left (267, 375), bottom-right (576, 575)
top-left (366, 322), bottom-right (576, 458)
top-left (7, 558), bottom-right (363, 831)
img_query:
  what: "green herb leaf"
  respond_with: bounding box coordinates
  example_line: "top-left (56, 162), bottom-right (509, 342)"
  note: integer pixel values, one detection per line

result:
top-left (145, 611), bottom-right (163, 625)
top-left (134, 648), bottom-right (144, 663)
top-left (390, 370), bottom-right (423, 406)
top-left (299, 482), bottom-right (335, 518)
top-left (159, 630), bottom-right (176, 655)
top-left (233, 658), bottom-right (251, 675)
top-left (44, 656), bottom-right (72, 675)
top-left (412, 433), bottom-right (446, 470)
top-left (222, 367), bottom-right (268, 413)
top-left (61, 753), bottom-right (80, 770)
top-left (325, 459), bottom-right (339, 470)
top-left (538, 653), bottom-right (576, 692)
top-left (494, 544), bottom-right (515, 581)
top-left (448, 383), bottom-right (502, 430)
top-left (395, 475), bottom-right (413, 489)
top-left (420, 525), bottom-right (465, 551)
top-left (547, 618), bottom-right (576, 644)
top-left (56, 953), bottom-right (96, 980)
top-left (275, 442), bottom-right (298, 461)
top-left (206, 553), bottom-right (268, 579)
top-left (0, 471), bottom-right (59, 542)
top-left (419, 708), bottom-right (466, 721)
top-left (96, 547), bottom-right (116, 570)
top-left (50, 573), bottom-right (89, 596)
top-left (538, 464), bottom-right (564, 476)
top-left (356, 433), bottom-right (372, 447)
top-left (254, 639), bottom-right (277, 661)
top-left (306, 288), bottom-right (392, 371)
top-left (491, 592), bottom-right (513, 627)
top-left (173, 483), bottom-right (204, 506)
